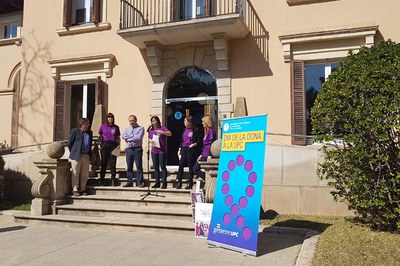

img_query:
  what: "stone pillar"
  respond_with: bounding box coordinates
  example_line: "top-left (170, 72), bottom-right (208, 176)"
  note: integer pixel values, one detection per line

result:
top-left (199, 139), bottom-right (221, 203)
top-left (31, 142), bottom-right (71, 215)
top-left (199, 159), bottom-right (219, 203)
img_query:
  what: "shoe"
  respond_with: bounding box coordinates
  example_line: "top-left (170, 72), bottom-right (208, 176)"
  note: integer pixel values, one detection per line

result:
top-left (151, 183), bottom-right (160, 188)
top-left (176, 182), bottom-right (182, 189)
top-left (123, 183), bottom-right (133, 187)
top-left (194, 177), bottom-right (205, 182)
top-left (81, 191), bottom-right (88, 196)
top-left (111, 179), bottom-right (116, 187)
top-left (73, 191), bottom-right (81, 196)
top-left (98, 179), bottom-right (104, 186)
top-left (185, 185), bottom-right (193, 190)
top-left (161, 183), bottom-right (167, 189)
top-left (137, 182), bottom-right (145, 188)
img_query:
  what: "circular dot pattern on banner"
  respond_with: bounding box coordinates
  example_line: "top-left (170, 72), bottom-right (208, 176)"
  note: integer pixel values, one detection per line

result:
top-left (236, 216), bottom-right (245, 228)
top-left (220, 153), bottom-right (256, 240)
top-left (243, 227), bottom-right (252, 240)
top-left (225, 195), bottom-right (233, 206)
top-left (222, 171), bottom-right (230, 182)
top-left (222, 183), bottom-right (230, 194)
top-left (239, 196), bottom-right (248, 208)
top-left (244, 160), bottom-right (253, 172)
top-left (246, 185), bottom-right (255, 197)
top-left (231, 204), bottom-right (239, 216)
top-left (236, 155), bottom-right (244, 166)
top-left (223, 213), bottom-right (232, 225)
top-left (228, 160), bottom-right (236, 171)
top-left (248, 172), bottom-right (257, 184)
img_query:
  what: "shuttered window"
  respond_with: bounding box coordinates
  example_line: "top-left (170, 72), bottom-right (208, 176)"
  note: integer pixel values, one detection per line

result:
top-left (54, 81), bottom-right (66, 141)
top-left (290, 60), bottom-right (306, 145)
top-left (95, 76), bottom-right (106, 105)
top-left (63, 0), bottom-right (72, 27)
top-left (11, 70), bottom-right (21, 147)
top-left (63, 0), bottom-right (101, 27)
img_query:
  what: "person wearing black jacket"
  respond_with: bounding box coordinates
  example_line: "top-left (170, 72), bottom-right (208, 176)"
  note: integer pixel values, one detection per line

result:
top-left (176, 116), bottom-right (201, 189)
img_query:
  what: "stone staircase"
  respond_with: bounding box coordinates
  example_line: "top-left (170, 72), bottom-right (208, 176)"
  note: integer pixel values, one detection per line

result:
top-left (14, 170), bottom-right (202, 236)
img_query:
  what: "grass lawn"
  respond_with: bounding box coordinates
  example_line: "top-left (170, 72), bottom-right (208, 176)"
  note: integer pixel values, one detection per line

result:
top-left (0, 201), bottom-right (31, 211)
top-left (261, 215), bottom-right (400, 266)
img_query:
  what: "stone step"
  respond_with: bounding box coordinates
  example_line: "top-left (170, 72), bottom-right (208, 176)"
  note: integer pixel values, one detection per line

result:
top-left (86, 185), bottom-right (196, 198)
top-left (87, 177), bottom-right (204, 189)
top-left (13, 213), bottom-right (194, 235)
top-left (56, 204), bottom-right (193, 222)
top-left (69, 194), bottom-right (192, 209)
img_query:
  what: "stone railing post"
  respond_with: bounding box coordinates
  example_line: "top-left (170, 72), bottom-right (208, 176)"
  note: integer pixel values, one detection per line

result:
top-left (199, 138), bottom-right (221, 203)
top-left (31, 142), bottom-right (71, 215)
top-left (199, 159), bottom-right (219, 203)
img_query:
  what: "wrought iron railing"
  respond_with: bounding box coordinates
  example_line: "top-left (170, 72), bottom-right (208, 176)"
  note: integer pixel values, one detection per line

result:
top-left (119, 0), bottom-right (268, 59)
top-left (119, 0), bottom-right (242, 29)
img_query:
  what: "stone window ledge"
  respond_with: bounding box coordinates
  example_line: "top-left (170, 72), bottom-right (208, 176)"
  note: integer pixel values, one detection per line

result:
top-left (0, 37), bottom-right (22, 46)
top-left (56, 22), bottom-right (111, 36)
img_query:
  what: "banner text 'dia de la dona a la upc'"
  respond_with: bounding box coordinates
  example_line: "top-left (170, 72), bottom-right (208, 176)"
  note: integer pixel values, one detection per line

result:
top-left (207, 115), bottom-right (268, 256)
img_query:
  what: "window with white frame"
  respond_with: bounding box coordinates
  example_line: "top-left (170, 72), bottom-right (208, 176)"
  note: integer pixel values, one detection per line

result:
top-left (69, 82), bottom-right (96, 130)
top-left (73, 0), bottom-right (93, 25)
top-left (63, 0), bottom-right (102, 27)
top-left (3, 22), bottom-right (18, 39)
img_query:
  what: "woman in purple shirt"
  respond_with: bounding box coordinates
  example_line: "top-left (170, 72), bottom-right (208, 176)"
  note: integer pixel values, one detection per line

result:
top-left (148, 115), bottom-right (172, 189)
top-left (193, 115), bottom-right (217, 181)
top-left (176, 116), bottom-right (201, 189)
top-left (98, 113), bottom-right (121, 186)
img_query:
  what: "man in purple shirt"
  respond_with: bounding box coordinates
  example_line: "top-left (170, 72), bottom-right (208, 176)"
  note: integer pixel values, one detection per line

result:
top-left (122, 115), bottom-right (145, 187)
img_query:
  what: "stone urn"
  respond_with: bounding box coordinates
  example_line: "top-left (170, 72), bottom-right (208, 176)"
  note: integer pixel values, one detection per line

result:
top-left (210, 138), bottom-right (221, 158)
top-left (46, 142), bottom-right (65, 159)
top-left (201, 138), bottom-right (221, 203)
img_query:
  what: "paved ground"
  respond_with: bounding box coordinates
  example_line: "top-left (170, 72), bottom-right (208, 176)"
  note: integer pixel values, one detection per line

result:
top-left (0, 212), bottom-right (310, 266)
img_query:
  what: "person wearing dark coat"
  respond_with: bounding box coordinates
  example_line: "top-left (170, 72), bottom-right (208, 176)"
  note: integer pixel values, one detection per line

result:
top-left (68, 117), bottom-right (93, 196)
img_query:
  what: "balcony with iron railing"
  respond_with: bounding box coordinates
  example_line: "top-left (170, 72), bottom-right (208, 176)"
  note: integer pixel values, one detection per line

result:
top-left (117, 0), bottom-right (267, 54)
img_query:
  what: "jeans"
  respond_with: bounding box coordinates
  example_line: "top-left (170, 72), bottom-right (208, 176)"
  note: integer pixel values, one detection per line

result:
top-left (193, 156), bottom-right (206, 180)
top-left (151, 152), bottom-right (167, 184)
top-left (177, 147), bottom-right (196, 186)
top-left (100, 141), bottom-right (118, 180)
top-left (126, 147), bottom-right (143, 185)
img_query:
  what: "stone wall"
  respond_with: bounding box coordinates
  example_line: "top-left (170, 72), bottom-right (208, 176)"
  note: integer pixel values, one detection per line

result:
top-left (262, 144), bottom-right (352, 216)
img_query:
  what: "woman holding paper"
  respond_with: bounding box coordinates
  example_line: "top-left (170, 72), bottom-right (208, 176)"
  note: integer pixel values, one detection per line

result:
top-left (148, 115), bottom-right (172, 189)
top-left (98, 113), bottom-right (121, 186)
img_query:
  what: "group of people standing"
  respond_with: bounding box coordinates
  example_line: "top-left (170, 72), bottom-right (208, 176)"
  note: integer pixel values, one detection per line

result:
top-left (67, 113), bottom-right (217, 196)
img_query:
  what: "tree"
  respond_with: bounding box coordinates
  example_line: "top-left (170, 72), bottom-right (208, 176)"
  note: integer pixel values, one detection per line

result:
top-left (311, 40), bottom-right (400, 231)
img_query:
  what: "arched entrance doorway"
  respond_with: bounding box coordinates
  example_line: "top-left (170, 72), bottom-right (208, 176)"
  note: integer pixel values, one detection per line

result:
top-left (165, 66), bottom-right (218, 165)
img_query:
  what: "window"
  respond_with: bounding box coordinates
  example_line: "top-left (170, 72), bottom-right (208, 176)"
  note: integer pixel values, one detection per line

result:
top-left (70, 83), bottom-right (96, 129)
top-left (54, 77), bottom-right (106, 141)
top-left (173, 0), bottom-right (213, 21)
top-left (3, 22), bottom-right (18, 39)
top-left (63, 0), bottom-right (101, 27)
top-left (290, 61), bottom-right (338, 145)
top-left (305, 63), bottom-right (338, 135)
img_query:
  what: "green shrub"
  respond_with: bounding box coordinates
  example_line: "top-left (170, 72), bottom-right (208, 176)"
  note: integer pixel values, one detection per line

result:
top-left (311, 40), bottom-right (400, 231)
top-left (0, 169), bottom-right (33, 203)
